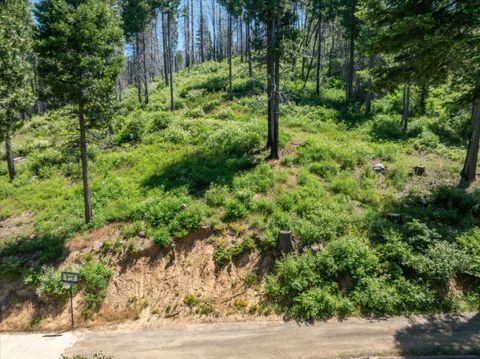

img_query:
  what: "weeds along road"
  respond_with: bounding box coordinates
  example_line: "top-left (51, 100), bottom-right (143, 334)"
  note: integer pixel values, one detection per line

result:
top-left (2, 313), bottom-right (480, 359)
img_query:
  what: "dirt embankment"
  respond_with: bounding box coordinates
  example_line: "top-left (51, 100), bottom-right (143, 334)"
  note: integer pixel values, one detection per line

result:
top-left (0, 222), bottom-right (274, 332)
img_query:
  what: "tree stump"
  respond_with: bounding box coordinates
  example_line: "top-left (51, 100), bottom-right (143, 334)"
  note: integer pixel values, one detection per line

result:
top-left (414, 166), bottom-right (426, 176)
top-left (386, 213), bottom-right (402, 224)
top-left (278, 231), bottom-right (294, 253)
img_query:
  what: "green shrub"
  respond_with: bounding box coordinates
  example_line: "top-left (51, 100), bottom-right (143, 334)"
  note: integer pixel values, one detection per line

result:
top-left (118, 115), bottom-right (145, 144)
top-left (152, 228), bottom-right (172, 248)
top-left (205, 122), bottom-right (263, 157)
top-left (234, 189), bottom-right (253, 208)
top-left (353, 276), bottom-right (400, 316)
top-left (150, 111), bottom-right (173, 131)
top-left (186, 107), bottom-right (205, 119)
top-left (331, 173), bottom-right (357, 198)
top-left (245, 272), bottom-right (258, 286)
top-left (370, 114), bottom-right (404, 140)
top-left (223, 200), bottom-right (249, 222)
top-left (121, 222), bottom-right (143, 239)
top-left (309, 161), bottom-right (338, 180)
top-left (291, 287), bottom-right (338, 320)
top-left (456, 227), bottom-right (480, 276)
top-left (253, 197), bottom-right (276, 214)
top-left (184, 293), bottom-right (200, 307)
top-left (317, 237), bottom-right (379, 284)
top-left (34, 266), bottom-right (69, 299)
top-left (413, 130), bottom-right (440, 151)
top-left (168, 204), bottom-right (205, 238)
top-left (215, 108), bottom-right (236, 121)
top-left (0, 256), bottom-right (24, 281)
top-left (257, 228), bottom-right (277, 251)
top-left (403, 220), bottom-right (441, 250)
top-left (205, 184), bottom-right (229, 207)
top-left (418, 241), bottom-right (471, 283)
top-left (30, 148), bottom-right (63, 177)
top-left (273, 252), bottom-right (321, 297)
top-left (80, 261), bottom-right (112, 312)
top-left (139, 191), bottom-right (190, 229)
top-left (388, 164), bottom-right (409, 189)
top-left (233, 163), bottom-right (274, 193)
top-left (202, 100), bottom-right (220, 113)
top-left (213, 236), bottom-right (256, 266)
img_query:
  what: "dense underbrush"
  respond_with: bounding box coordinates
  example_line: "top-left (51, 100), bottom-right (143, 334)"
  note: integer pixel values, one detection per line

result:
top-left (1, 59), bottom-right (478, 321)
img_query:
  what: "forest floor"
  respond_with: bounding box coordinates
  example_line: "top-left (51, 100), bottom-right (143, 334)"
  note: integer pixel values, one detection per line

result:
top-left (2, 313), bottom-right (480, 359)
top-left (1, 60), bottom-right (480, 331)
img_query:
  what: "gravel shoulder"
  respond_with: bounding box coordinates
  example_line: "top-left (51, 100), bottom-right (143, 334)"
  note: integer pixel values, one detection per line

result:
top-left (2, 313), bottom-right (479, 359)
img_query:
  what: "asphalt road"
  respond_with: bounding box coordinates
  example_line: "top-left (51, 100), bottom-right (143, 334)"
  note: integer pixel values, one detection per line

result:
top-left (2, 313), bottom-right (480, 359)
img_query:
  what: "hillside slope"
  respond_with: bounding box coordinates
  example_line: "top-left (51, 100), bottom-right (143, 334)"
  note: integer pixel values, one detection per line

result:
top-left (1, 60), bottom-right (479, 331)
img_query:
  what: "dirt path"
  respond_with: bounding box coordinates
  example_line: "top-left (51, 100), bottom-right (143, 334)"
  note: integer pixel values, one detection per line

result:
top-left (2, 313), bottom-right (479, 359)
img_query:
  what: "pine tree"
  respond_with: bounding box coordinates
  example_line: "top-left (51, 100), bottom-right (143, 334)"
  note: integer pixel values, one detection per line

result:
top-left (0, 0), bottom-right (33, 180)
top-left (35, 0), bottom-right (124, 223)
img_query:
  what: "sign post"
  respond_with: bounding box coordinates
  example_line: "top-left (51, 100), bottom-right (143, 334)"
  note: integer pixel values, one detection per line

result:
top-left (61, 271), bottom-right (80, 329)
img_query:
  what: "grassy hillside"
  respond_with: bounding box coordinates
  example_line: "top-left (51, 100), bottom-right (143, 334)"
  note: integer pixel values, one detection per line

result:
top-left (1, 60), bottom-right (480, 323)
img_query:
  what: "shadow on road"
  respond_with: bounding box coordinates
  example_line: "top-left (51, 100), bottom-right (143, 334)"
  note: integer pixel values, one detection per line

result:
top-left (395, 313), bottom-right (480, 355)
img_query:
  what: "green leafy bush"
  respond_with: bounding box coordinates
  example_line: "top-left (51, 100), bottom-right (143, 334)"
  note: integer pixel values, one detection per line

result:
top-left (152, 228), bottom-right (172, 248)
top-left (213, 236), bottom-right (256, 266)
top-left (205, 184), bottom-right (229, 207)
top-left (150, 111), bottom-right (173, 131)
top-left (0, 256), bottom-right (24, 281)
top-left (34, 266), bottom-right (69, 299)
top-left (117, 115), bottom-right (145, 144)
top-left (309, 161), bottom-right (338, 180)
top-left (80, 261), bottom-right (112, 312)
top-left (291, 287), bottom-right (338, 320)
top-left (223, 199), bottom-right (249, 222)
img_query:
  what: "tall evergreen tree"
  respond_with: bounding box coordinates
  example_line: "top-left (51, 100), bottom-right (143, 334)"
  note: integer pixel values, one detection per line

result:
top-left (35, 0), bottom-right (124, 223)
top-left (0, 0), bottom-right (33, 180)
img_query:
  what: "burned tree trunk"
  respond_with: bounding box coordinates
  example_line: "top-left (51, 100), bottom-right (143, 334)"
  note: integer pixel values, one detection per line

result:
top-left (79, 108), bottom-right (92, 224)
top-left (401, 83), bottom-right (410, 135)
top-left (4, 132), bottom-right (16, 181)
top-left (315, 17), bottom-right (322, 96)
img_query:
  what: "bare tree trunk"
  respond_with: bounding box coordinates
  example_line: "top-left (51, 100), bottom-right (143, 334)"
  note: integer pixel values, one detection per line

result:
top-left (167, 11), bottom-right (175, 111)
top-left (135, 35), bottom-right (142, 104)
top-left (200, 0), bottom-right (205, 63)
top-left (162, 13), bottom-right (169, 86)
top-left (185, 2), bottom-right (190, 68)
top-left (365, 56), bottom-right (374, 116)
top-left (315, 18), bottom-right (322, 96)
top-left (346, 0), bottom-right (356, 100)
top-left (240, 15), bottom-right (244, 62)
top-left (272, 56), bottom-right (280, 160)
top-left (300, 15), bottom-right (313, 80)
top-left (211, 0), bottom-right (216, 61)
top-left (246, 18), bottom-right (253, 79)
top-left (266, 16), bottom-right (274, 149)
top-left (328, 22), bottom-right (336, 77)
top-left (5, 132), bottom-right (16, 181)
top-left (191, 0), bottom-right (195, 65)
top-left (79, 109), bottom-right (92, 224)
top-left (228, 12), bottom-right (233, 99)
top-left (142, 31), bottom-right (149, 105)
top-left (461, 98), bottom-right (480, 184)
top-left (401, 83), bottom-right (410, 135)
top-left (303, 20), bottom-right (319, 88)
